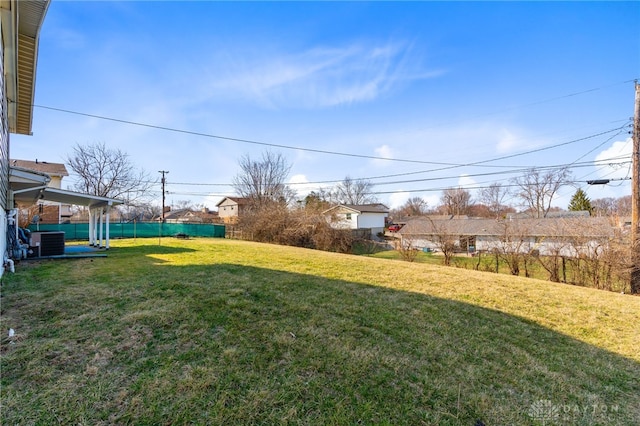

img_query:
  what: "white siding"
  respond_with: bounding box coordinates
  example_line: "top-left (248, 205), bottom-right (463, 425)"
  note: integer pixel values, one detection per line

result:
top-left (217, 199), bottom-right (239, 219)
top-left (0, 27), bottom-right (7, 276)
top-left (331, 213), bottom-right (357, 229)
top-left (357, 212), bottom-right (387, 229)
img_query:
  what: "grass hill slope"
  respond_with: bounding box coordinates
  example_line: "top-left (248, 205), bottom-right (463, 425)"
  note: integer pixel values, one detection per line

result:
top-left (1, 238), bottom-right (638, 425)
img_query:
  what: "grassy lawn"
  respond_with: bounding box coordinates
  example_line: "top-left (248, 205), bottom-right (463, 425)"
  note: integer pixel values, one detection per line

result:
top-left (1, 238), bottom-right (639, 425)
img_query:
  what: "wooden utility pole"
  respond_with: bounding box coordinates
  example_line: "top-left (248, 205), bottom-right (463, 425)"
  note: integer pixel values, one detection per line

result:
top-left (631, 82), bottom-right (640, 294)
top-left (159, 170), bottom-right (169, 222)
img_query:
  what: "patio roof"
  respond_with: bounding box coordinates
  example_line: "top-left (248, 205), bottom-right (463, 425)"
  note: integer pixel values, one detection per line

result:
top-left (9, 166), bottom-right (123, 250)
top-left (12, 185), bottom-right (122, 209)
top-left (9, 166), bottom-right (122, 208)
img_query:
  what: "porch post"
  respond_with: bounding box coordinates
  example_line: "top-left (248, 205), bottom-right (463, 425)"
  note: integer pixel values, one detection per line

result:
top-left (88, 208), bottom-right (94, 246)
top-left (93, 209), bottom-right (99, 246)
top-left (105, 205), bottom-right (111, 250)
top-left (99, 207), bottom-right (104, 248)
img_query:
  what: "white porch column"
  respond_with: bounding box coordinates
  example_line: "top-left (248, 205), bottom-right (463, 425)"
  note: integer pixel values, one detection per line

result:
top-left (99, 207), bottom-right (104, 248)
top-left (105, 205), bottom-right (111, 250)
top-left (88, 208), bottom-right (94, 246)
top-left (93, 209), bottom-right (100, 246)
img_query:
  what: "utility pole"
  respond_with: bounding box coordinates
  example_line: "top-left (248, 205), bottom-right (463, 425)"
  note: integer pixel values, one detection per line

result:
top-left (159, 170), bottom-right (169, 222)
top-left (631, 82), bottom-right (640, 294)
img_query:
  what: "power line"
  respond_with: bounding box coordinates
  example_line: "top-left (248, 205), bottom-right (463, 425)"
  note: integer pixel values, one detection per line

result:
top-left (163, 176), bottom-right (632, 199)
top-left (28, 103), bottom-right (461, 166)
top-left (30, 78), bottom-right (634, 203)
top-left (108, 153), bottom-right (630, 189)
top-left (26, 102), bottom-right (628, 167)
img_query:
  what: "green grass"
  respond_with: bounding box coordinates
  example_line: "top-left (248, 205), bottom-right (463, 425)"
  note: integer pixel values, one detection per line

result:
top-left (1, 238), bottom-right (639, 425)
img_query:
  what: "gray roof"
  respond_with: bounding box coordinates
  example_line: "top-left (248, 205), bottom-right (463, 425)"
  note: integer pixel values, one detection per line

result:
top-left (324, 203), bottom-right (389, 215)
top-left (398, 216), bottom-right (615, 238)
top-left (11, 159), bottom-right (68, 177)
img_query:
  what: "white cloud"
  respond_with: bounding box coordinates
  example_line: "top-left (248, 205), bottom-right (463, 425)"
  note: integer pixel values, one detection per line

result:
top-left (205, 195), bottom-right (224, 210)
top-left (595, 138), bottom-right (632, 180)
top-left (374, 144), bottom-right (393, 159)
top-left (457, 174), bottom-right (477, 189)
top-left (385, 190), bottom-right (440, 211)
top-left (496, 129), bottom-right (518, 153)
top-left (388, 190), bottom-right (411, 209)
top-left (289, 174), bottom-right (318, 199)
top-left (371, 144), bottom-right (394, 167)
top-left (209, 41), bottom-right (442, 109)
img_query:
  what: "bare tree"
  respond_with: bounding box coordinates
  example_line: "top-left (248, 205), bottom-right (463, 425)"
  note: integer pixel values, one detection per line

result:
top-left (564, 220), bottom-right (609, 288)
top-left (395, 196), bottom-right (429, 217)
top-left (615, 195), bottom-right (632, 217)
top-left (592, 195), bottom-right (632, 217)
top-left (479, 183), bottom-right (510, 218)
top-left (439, 187), bottom-right (472, 216)
top-left (591, 197), bottom-right (615, 217)
top-left (533, 220), bottom-right (572, 283)
top-left (398, 236), bottom-right (419, 262)
top-left (334, 176), bottom-right (377, 205)
top-left (172, 199), bottom-right (194, 210)
top-left (491, 219), bottom-right (534, 276)
top-left (425, 217), bottom-right (459, 266)
top-left (66, 142), bottom-right (154, 201)
top-left (17, 204), bottom-right (40, 228)
top-left (232, 151), bottom-right (295, 208)
top-left (304, 190), bottom-right (331, 212)
top-left (118, 202), bottom-right (162, 222)
top-left (512, 168), bottom-right (572, 218)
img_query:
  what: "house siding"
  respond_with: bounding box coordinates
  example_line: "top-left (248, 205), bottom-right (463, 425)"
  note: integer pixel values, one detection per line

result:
top-left (357, 212), bottom-right (387, 230)
top-left (217, 200), bottom-right (238, 218)
top-left (49, 175), bottom-right (62, 188)
top-left (406, 232), bottom-right (610, 257)
top-left (324, 205), bottom-right (389, 239)
top-left (0, 28), bottom-right (8, 275)
top-left (326, 207), bottom-right (357, 229)
top-left (216, 198), bottom-right (248, 224)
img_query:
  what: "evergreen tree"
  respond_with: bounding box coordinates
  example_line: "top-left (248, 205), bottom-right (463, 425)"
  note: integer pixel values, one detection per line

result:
top-left (568, 189), bottom-right (593, 214)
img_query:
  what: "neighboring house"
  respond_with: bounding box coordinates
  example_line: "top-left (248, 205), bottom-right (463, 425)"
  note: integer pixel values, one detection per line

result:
top-left (216, 197), bottom-right (249, 224)
top-left (323, 204), bottom-right (389, 238)
top-left (11, 159), bottom-right (72, 224)
top-left (164, 207), bottom-right (220, 224)
top-left (11, 159), bottom-right (67, 188)
top-left (397, 215), bottom-right (615, 257)
top-left (0, 1), bottom-right (50, 274)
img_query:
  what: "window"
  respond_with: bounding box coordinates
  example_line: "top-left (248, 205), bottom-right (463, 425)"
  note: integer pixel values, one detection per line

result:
top-left (346, 213), bottom-right (352, 220)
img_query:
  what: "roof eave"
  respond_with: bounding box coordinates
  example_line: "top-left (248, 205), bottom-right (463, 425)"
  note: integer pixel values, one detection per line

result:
top-left (1, 0), bottom-right (50, 135)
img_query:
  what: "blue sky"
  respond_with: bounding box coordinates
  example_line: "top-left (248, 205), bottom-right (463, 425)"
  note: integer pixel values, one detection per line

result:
top-left (11, 1), bottom-right (640, 211)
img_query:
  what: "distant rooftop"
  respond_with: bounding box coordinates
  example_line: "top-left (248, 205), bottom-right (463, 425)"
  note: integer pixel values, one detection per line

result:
top-left (11, 159), bottom-right (68, 177)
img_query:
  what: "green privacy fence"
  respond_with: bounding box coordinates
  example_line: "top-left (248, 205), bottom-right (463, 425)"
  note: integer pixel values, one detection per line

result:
top-left (27, 222), bottom-right (226, 240)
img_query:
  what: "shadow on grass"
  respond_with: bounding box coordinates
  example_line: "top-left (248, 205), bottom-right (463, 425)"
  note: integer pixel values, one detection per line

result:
top-left (108, 242), bottom-right (199, 256)
top-left (2, 257), bottom-right (639, 425)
